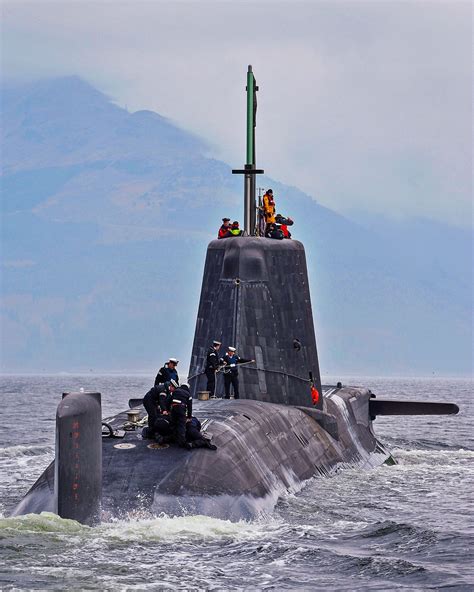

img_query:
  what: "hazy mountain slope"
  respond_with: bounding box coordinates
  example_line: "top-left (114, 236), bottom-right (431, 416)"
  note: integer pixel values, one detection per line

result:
top-left (1, 77), bottom-right (471, 375)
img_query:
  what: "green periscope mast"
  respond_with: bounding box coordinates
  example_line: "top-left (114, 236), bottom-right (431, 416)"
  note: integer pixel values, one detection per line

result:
top-left (232, 65), bottom-right (264, 235)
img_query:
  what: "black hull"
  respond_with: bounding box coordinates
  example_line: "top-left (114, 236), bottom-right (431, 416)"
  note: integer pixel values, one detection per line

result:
top-left (11, 387), bottom-right (391, 521)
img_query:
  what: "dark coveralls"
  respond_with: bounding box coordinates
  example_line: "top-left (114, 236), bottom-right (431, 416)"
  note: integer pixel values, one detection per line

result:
top-left (185, 416), bottom-right (214, 449)
top-left (167, 385), bottom-right (193, 447)
top-left (222, 354), bottom-right (252, 399)
top-left (143, 384), bottom-right (172, 439)
top-left (186, 416), bottom-right (203, 442)
top-left (205, 347), bottom-right (220, 397)
top-left (154, 364), bottom-right (179, 386)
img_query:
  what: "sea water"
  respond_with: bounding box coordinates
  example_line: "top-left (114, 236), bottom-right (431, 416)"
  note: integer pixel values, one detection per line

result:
top-left (0, 375), bottom-right (472, 590)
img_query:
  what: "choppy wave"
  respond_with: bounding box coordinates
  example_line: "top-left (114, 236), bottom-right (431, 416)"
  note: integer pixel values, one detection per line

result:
top-left (1, 375), bottom-right (473, 591)
top-left (0, 511), bottom-right (278, 540)
top-left (0, 444), bottom-right (54, 458)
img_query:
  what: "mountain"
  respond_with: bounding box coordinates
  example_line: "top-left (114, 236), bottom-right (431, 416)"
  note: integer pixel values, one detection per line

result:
top-left (1, 77), bottom-right (471, 376)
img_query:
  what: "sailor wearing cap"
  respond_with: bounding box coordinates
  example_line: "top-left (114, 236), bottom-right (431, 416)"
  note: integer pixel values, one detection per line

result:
top-left (205, 340), bottom-right (222, 397)
top-left (222, 346), bottom-right (254, 399)
top-left (218, 218), bottom-right (232, 239)
top-left (142, 379), bottom-right (179, 440)
top-left (154, 357), bottom-right (179, 387)
top-left (167, 383), bottom-right (193, 447)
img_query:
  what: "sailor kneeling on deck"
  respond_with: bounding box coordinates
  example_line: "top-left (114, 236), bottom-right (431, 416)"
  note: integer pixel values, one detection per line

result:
top-left (185, 416), bottom-right (217, 450)
top-left (168, 384), bottom-right (217, 451)
top-left (142, 379), bottom-right (178, 441)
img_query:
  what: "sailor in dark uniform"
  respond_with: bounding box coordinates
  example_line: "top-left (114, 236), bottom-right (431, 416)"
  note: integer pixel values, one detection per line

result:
top-left (154, 358), bottom-right (179, 386)
top-left (142, 379), bottom-right (178, 440)
top-left (167, 384), bottom-right (193, 447)
top-left (205, 341), bottom-right (221, 398)
top-left (222, 346), bottom-right (254, 399)
top-left (185, 416), bottom-right (217, 450)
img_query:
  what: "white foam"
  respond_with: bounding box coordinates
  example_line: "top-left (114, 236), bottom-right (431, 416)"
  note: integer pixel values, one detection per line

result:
top-left (0, 444), bottom-right (54, 458)
top-left (0, 511), bottom-right (283, 543)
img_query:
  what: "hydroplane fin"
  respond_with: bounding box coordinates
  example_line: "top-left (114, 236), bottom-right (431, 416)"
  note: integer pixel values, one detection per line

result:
top-left (369, 399), bottom-right (459, 417)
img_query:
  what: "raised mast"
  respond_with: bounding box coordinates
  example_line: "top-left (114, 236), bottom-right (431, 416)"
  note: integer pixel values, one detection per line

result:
top-left (232, 65), bottom-right (264, 235)
top-left (246, 65), bottom-right (255, 166)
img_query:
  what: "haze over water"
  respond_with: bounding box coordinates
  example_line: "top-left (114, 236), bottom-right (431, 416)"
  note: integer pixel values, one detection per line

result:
top-left (0, 375), bottom-right (472, 590)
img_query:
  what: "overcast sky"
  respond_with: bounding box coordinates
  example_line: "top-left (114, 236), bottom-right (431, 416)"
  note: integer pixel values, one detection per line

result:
top-left (1, 0), bottom-right (472, 226)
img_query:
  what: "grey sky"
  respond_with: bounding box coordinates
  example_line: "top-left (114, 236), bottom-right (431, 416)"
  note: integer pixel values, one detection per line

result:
top-left (2, 1), bottom-right (472, 225)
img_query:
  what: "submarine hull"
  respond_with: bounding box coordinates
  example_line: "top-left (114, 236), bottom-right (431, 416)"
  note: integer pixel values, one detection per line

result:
top-left (10, 387), bottom-right (391, 521)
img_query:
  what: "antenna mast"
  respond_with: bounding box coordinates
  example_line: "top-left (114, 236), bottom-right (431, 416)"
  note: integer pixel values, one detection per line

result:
top-left (232, 65), bottom-right (264, 235)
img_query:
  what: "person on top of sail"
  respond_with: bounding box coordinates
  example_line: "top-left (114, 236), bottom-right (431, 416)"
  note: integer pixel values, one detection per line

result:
top-left (229, 221), bottom-right (243, 236)
top-left (275, 213), bottom-right (293, 238)
top-left (265, 222), bottom-right (284, 240)
top-left (263, 189), bottom-right (276, 227)
top-left (218, 218), bottom-right (232, 239)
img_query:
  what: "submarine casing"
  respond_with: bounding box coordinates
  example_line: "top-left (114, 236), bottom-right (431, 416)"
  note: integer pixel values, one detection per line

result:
top-left (189, 238), bottom-right (322, 406)
top-left (10, 387), bottom-right (390, 521)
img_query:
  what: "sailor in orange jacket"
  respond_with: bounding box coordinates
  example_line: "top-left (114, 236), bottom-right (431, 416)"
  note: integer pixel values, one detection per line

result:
top-left (263, 189), bottom-right (276, 225)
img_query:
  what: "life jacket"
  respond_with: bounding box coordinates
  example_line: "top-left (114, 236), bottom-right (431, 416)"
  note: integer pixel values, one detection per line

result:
top-left (263, 194), bottom-right (276, 223)
top-left (218, 225), bottom-right (230, 239)
top-left (230, 227), bottom-right (242, 236)
top-left (311, 385), bottom-right (320, 405)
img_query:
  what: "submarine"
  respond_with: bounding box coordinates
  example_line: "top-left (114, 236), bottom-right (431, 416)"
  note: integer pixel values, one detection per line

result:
top-left (10, 66), bottom-right (459, 525)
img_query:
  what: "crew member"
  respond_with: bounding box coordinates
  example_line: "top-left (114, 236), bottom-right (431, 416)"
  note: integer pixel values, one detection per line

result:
top-left (222, 346), bottom-right (254, 399)
top-left (205, 340), bottom-right (221, 397)
top-left (142, 379), bottom-right (178, 440)
top-left (155, 358), bottom-right (179, 386)
top-left (154, 411), bottom-right (173, 444)
top-left (218, 218), bottom-right (232, 239)
top-left (185, 416), bottom-right (217, 450)
top-left (263, 189), bottom-right (276, 228)
top-left (275, 214), bottom-right (294, 239)
top-left (229, 221), bottom-right (243, 236)
top-left (167, 383), bottom-right (193, 447)
top-left (265, 222), bottom-right (284, 240)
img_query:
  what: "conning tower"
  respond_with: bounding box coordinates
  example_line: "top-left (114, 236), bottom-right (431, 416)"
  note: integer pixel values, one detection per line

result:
top-left (189, 66), bottom-right (322, 407)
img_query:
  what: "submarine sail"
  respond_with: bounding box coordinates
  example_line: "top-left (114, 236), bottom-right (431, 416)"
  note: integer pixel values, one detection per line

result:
top-left (189, 65), bottom-right (322, 405)
top-left (188, 237), bottom-right (322, 406)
